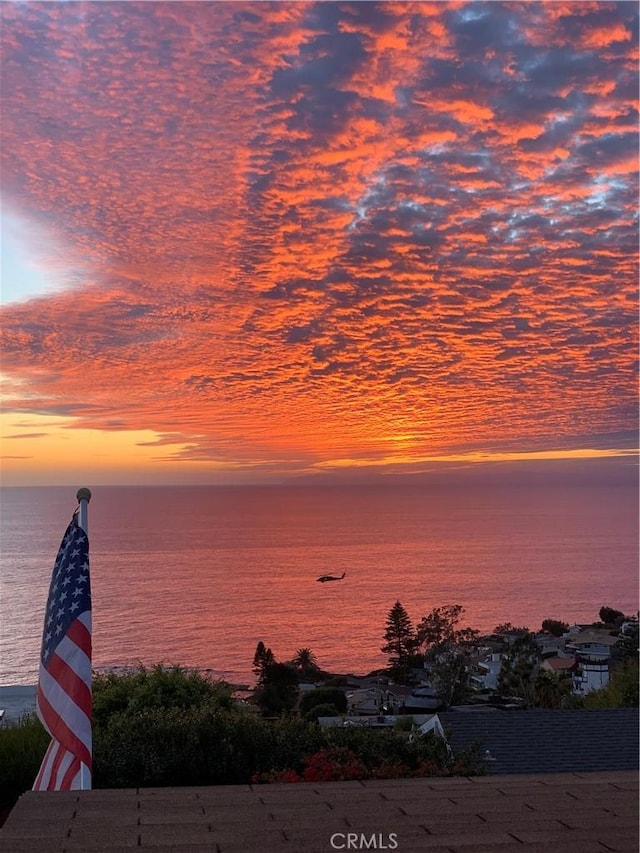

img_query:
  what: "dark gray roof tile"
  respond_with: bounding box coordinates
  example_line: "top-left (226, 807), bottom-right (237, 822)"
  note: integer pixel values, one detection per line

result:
top-left (439, 708), bottom-right (639, 775)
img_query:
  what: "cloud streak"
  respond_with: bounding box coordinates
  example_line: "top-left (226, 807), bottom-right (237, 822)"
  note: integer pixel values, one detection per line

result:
top-left (1, 1), bottom-right (637, 479)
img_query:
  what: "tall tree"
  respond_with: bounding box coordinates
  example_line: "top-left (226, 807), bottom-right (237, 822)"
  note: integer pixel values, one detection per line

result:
top-left (532, 670), bottom-right (572, 709)
top-left (613, 620), bottom-right (639, 663)
top-left (497, 633), bottom-right (542, 705)
top-left (252, 641), bottom-right (275, 686)
top-left (430, 649), bottom-right (472, 707)
top-left (254, 662), bottom-right (299, 716)
top-left (415, 604), bottom-right (479, 705)
top-left (417, 605), bottom-right (479, 659)
top-left (599, 606), bottom-right (626, 626)
top-left (291, 648), bottom-right (320, 677)
top-left (381, 601), bottom-right (418, 683)
top-left (541, 619), bottom-right (569, 637)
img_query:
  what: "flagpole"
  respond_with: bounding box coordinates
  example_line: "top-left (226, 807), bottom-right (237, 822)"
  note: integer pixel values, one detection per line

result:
top-left (76, 487), bottom-right (92, 791)
top-left (76, 487), bottom-right (91, 536)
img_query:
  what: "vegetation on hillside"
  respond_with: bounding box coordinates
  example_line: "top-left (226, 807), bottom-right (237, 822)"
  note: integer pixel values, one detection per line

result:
top-left (583, 660), bottom-right (639, 709)
top-left (381, 601), bottom-right (420, 683)
top-left (0, 715), bottom-right (50, 814)
top-left (377, 602), bottom-right (638, 709)
top-left (0, 664), bottom-right (484, 814)
top-left (380, 601), bottom-right (480, 697)
top-left (2, 603), bottom-right (635, 814)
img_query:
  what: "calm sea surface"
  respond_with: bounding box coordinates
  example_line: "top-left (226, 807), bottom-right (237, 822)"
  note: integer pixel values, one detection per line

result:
top-left (1, 483), bottom-right (638, 687)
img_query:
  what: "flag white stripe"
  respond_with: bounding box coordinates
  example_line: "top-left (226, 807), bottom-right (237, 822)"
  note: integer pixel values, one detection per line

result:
top-left (67, 766), bottom-right (83, 791)
top-left (77, 610), bottom-right (91, 635)
top-left (34, 742), bottom-right (57, 790)
top-left (36, 620), bottom-right (91, 728)
top-left (33, 513), bottom-right (92, 792)
top-left (38, 666), bottom-right (91, 753)
top-left (51, 628), bottom-right (92, 682)
top-left (53, 750), bottom-right (75, 789)
top-left (35, 742), bottom-right (83, 791)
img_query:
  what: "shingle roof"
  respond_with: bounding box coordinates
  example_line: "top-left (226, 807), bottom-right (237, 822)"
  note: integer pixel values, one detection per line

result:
top-left (439, 709), bottom-right (639, 775)
top-left (566, 631), bottom-right (620, 647)
top-left (541, 657), bottom-right (576, 671)
top-left (1, 771), bottom-right (637, 852)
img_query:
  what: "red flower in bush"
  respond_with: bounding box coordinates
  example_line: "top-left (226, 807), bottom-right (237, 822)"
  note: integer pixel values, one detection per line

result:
top-left (251, 768), bottom-right (302, 784)
top-left (302, 747), bottom-right (367, 782)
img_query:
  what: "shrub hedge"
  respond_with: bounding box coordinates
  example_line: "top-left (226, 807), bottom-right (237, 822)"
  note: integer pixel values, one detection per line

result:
top-left (94, 708), bottom-right (326, 788)
top-left (1, 665), bottom-right (484, 812)
top-left (299, 687), bottom-right (348, 715)
top-left (0, 715), bottom-right (49, 811)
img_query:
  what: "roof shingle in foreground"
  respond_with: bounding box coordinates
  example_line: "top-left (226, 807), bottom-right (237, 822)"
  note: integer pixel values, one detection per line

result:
top-left (1, 771), bottom-right (637, 853)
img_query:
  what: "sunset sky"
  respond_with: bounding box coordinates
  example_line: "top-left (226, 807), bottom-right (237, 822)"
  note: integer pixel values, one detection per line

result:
top-left (1, 1), bottom-right (638, 486)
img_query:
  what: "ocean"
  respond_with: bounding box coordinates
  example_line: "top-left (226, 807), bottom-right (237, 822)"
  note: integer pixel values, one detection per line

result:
top-left (1, 480), bottom-right (637, 688)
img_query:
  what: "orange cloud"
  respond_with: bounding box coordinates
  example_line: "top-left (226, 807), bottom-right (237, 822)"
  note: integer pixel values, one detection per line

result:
top-left (0, 1), bottom-right (637, 484)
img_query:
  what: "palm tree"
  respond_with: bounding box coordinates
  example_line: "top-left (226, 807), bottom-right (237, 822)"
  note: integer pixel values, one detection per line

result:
top-left (291, 647), bottom-right (319, 675)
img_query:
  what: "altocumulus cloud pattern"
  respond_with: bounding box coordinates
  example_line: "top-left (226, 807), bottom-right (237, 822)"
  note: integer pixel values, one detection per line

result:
top-left (1, 1), bottom-right (638, 477)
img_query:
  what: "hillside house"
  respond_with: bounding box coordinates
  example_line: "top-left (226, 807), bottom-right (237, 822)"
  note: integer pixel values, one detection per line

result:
top-left (540, 656), bottom-right (576, 679)
top-left (565, 630), bottom-right (619, 695)
top-left (469, 651), bottom-right (502, 691)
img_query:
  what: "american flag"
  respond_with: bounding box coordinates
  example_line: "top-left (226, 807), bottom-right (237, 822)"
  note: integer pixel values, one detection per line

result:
top-left (33, 511), bottom-right (92, 791)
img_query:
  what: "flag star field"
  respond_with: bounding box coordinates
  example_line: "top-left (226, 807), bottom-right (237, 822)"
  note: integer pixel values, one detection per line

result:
top-left (41, 520), bottom-right (91, 665)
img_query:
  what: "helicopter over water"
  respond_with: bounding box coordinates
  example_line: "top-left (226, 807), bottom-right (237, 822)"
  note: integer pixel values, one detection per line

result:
top-left (316, 572), bottom-right (346, 583)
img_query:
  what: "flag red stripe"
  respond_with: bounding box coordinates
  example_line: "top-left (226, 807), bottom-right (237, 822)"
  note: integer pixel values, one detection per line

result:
top-left (45, 646), bottom-right (92, 719)
top-left (66, 618), bottom-right (92, 659)
top-left (33, 514), bottom-right (92, 792)
top-left (34, 740), bottom-right (55, 790)
top-left (37, 661), bottom-right (91, 752)
top-left (60, 755), bottom-right (81, 790)
top-left (47, 741), bottom-right (66, 791)
top-left (36, 686), bottom-right (92, 770)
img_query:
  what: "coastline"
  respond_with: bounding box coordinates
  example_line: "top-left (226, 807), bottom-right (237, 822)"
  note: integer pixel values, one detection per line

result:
top-left (0, 685), bottom-right (36, 724)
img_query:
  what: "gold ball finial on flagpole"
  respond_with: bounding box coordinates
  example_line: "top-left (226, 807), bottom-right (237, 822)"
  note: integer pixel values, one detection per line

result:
top-left (76, 487), bottom-right (92, 503)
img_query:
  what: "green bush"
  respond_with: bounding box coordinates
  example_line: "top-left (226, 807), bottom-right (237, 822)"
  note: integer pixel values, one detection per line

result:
top-left (0, 715), bottom-right (49, 811)
top-left (321, 676), bottom-right (348, 688)
top-left (325, 726), bottom-right (416, 771)
top-left (304, 703), bottom-right (340, 722)
top-left (2, 666), bottom-right (484, 807)
top-left (95, 706), bottom-right (247, 787)
top-left (94, 707), bottom-right (325, 788)
top-left (583, 660), bottom-right (639, 709)
top-left (93, 664), bottom-right (233, 727)
top-left (266, 717), bottom-right (325, 774)
top-left (253, 663), bottom-right (299, 716)
top-left (257, 728), bottom-right (483, 782)
top-left (299, 687), bottom-right (347, 715)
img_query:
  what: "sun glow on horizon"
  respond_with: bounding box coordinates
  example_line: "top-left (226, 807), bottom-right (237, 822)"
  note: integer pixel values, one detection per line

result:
top-left (1, 411), bottom-right (637, 487)
top-left (314, 447), bottom-right (639, 471)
